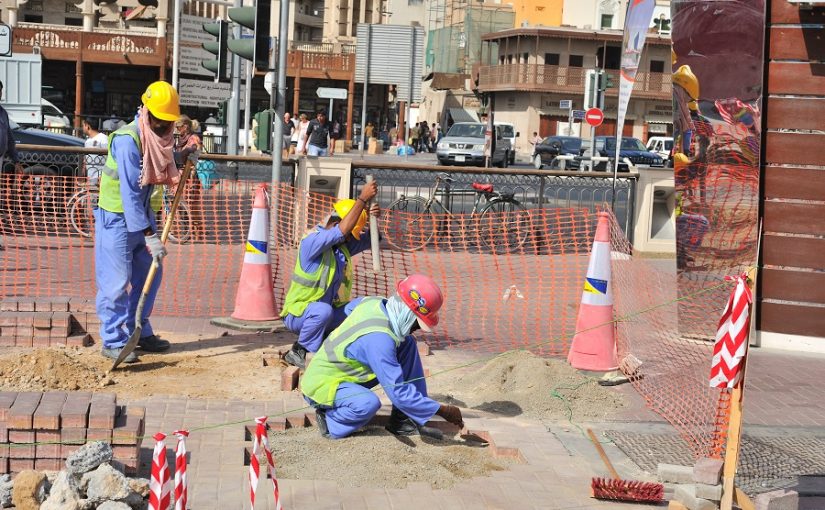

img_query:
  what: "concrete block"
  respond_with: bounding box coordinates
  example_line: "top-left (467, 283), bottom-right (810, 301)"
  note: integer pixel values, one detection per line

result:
top-left (674, 484), bottom-right (718, 510)
top-left (0, 299), bottom-right (17, 312)
top-left (797, 475), bottom-right (825, 496)
top-left (8, 392), bottom-right (43, 429)
top-left (755, 489), bottom-right (799, 510)
top-left (694, 483), bottom-right (722, 501)
top-left (280, 366), bottom-right (299, 391)
top-left (658, 463), bottom-right (695, 484)
top-left (693, 457), bottom-right (724, 485)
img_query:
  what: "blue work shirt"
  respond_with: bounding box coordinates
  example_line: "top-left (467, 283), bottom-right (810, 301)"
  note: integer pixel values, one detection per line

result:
top-left (110, 129), bottom-right (157, 234)
top-left (298, 224), bottom-right (371, 305)
top-left (344, 300), bottom-right (441, 426)
top-left (0, 106), bottom-right (19, 163)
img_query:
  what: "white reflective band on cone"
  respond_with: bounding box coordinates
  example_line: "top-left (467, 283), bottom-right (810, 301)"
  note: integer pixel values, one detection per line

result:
top-left (243, 208), bottom-right (269, 265)
top-left (580, 241), bottom-right (613, 307)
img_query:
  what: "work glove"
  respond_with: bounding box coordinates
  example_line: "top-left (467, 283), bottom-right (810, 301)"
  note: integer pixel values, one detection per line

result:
top-left (144, 233), bottom-right (167, 263)
top-left (436, 404), bottom-right (464, 428)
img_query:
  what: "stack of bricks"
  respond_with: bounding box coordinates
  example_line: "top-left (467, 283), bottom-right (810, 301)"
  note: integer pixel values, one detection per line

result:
top-left (0, 296), bottom-right (99, 347)
top-left (272, 341), bottom-right (434, 392)
top-left (0, 391), bottom-right (144, 476)
top-left (659, 458), bottom-right (725, 510)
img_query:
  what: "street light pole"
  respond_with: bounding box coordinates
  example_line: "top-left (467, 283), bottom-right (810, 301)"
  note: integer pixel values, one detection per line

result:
top-left (171, 0), bottom-right (182, 89)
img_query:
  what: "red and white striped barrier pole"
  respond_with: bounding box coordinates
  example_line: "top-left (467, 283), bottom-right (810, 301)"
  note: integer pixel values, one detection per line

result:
top-left (173, 430), bottom-right (189, 510)
top-left (248, 416), bottom-right (282, 510)
top-left (149, 432), bottom-right (171, 510)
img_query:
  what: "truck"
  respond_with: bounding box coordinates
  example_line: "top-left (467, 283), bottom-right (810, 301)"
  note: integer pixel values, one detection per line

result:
top-left (0, 53), bottom-right (70, 128)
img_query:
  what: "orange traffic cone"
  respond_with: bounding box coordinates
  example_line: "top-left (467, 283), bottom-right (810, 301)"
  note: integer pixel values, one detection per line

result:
top-left (567, 212), bottom-right (618, 372)
top-left (231, 184), bottom-right (278, 321)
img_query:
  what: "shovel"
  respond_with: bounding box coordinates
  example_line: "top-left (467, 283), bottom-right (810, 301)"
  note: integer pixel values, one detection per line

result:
top-left (111, 157), bottom-right (196, 370)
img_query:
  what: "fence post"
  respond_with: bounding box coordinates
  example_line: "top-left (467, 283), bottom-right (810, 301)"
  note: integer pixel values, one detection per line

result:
top-left (537, 175), bottom-right (546, 208)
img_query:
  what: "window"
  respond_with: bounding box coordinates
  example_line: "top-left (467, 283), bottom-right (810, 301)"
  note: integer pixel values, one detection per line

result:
top-left (522, 53), bottom-right (528, 64)
top-left (65, 1), bottom-right (81, 12)
top-left (24, 14), bottom-right (43, 22)
top-left (568, 55), bottom-right (583, 67)
top-left (64, 17), bottom-right (83, 26)
top-left (601, 14), bottom-right (613, 29)
top-left (544, 53), bottom-right (560, 65)
top-left (650, 60), bottom-right (665, 73)
top-left (27, 0), bottom-right (43, 11)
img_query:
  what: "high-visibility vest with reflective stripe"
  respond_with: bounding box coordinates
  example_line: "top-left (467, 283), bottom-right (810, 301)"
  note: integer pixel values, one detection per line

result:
top-left (98, 122), bottom-right (163, 214)
top-left (301, 297), bottom-right (401, 406)
top-left (279, 232), bottom-right (353, 317)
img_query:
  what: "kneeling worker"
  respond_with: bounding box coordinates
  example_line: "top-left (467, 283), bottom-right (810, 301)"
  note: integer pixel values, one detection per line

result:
top-left (300, 274), bottom-right (464, 439)
top-left (281, 180), bottom-right (380, 369)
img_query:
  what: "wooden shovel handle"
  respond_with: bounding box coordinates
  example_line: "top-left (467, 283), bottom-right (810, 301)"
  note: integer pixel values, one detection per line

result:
top-left (587, 428), bottom-right (621, 480)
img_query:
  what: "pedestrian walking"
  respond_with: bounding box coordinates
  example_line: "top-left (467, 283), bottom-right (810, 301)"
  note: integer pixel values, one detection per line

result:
top-left (174, 115), bottom-right (204, 241)
top-left (302, 110), bottom-right (334, 157)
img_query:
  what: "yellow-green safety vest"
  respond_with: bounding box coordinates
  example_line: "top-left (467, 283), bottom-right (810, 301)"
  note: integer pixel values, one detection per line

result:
top-left (279, 232), bottom-right (353, 317)
top-left (301, 297), bottom-right (401, 406)
top-left (98, 122), bottom-right (163, 214)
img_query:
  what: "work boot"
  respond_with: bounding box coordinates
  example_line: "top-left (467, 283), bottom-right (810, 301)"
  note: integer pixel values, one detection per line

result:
top-left (386, 406), bottom-right (445, 439)
top-left (100, 347), bottom-right (139, 364)
top-left (284, 342), bottom-right (308, 370)
top-left (315, 409), bottom-right (330, 439)
top-left (137, 334), bottom-right (171, 352)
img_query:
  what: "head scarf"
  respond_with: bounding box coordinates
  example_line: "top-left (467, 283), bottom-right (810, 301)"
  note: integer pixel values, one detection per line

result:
top-left (137, 106), bottom-right (180, 187)
top-left (385, 294), bottom-right (417, 339)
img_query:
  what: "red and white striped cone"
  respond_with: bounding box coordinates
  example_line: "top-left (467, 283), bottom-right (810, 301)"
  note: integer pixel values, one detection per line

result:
top-left (248, 416), bottom-right (282, 510)
top-left (149, 432), bottom-right (171, 510)
top-left (173, 430), bottom-right (189, 510)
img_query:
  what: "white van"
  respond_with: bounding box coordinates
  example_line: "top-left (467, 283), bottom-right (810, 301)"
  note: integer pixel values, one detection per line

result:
top-left (41, 99), bottom-right (71, 128)
top-left (495, 122), bottom-right (519, 164)
top-left (646, 136), bottom-right (673, 163)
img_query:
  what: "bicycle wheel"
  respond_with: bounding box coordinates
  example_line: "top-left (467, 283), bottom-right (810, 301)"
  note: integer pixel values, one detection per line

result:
top-left (68, 189), bottom-right (96, 238)
top-left (478, 198), bottom-right (531, 254)
top-left (159, 199), bottom-right (192, 244)
top-left (382, 196), bottom-right (437, 251)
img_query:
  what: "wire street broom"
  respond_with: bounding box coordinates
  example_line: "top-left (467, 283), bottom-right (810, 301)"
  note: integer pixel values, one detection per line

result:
top-left (587, 428), bottom-right (664, 504)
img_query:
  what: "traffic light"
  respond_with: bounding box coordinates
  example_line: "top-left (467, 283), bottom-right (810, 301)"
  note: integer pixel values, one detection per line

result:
top-left (227, 0), bottom-right (271, 72)
top-left (598, 70), bottom-right (615, 91)
top-left (202, 19), bottom-right (229, 83)
top-left (253, 110), bottom-right (273, 153)
top-left (217, 100), bottom-right (228, 125)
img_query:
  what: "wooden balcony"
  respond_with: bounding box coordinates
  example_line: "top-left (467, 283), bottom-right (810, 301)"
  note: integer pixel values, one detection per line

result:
top-left (477, 64), bottom-right (672, 100)
top-left (12, 25), bottom-right (165, 66)
top-left (287, 50), bottom-right (355, 81)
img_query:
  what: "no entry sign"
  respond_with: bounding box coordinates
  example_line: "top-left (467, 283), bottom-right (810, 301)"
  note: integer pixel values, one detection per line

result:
top-left (585, 108), bottom-right (604, 127)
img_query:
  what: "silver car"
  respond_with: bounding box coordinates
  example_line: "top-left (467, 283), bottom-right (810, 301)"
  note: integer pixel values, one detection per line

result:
top-left (436, 122), bottom-right (511, 167)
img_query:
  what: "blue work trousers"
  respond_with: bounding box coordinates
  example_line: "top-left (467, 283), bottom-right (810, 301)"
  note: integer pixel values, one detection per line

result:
top-left (283, 301), bottom-right (347, 353)
top-left (316, 336), bottom-right (427, 439)
top-left (94, 208), bottom-right (161, 348)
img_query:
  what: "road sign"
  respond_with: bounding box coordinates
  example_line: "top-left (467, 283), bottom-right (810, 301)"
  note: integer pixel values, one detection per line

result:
top-left (572, 109), bottom-right (586, 120)
top-left (316, 87), bottom-right (348, 100)
top-left (0, 23), bottom-right (12, 57)
top-left (264, 72), bottom-right (275, 96)
top-left (559, 99), bottom-right (572, 109)
top-left (585, 107), bottom-right (604, 127)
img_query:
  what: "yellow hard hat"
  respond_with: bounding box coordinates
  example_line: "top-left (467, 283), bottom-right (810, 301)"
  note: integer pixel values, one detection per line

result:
top-left (673, 65), bottom-right (699, 101)
top-left (141, 81), bottom-right (181, 122)
top-left (688, 100), bottom-right (699, 112)
top-left (673, 152), bottom-right (689, 170)
top-left (332, 199), bottom-right (368, 240)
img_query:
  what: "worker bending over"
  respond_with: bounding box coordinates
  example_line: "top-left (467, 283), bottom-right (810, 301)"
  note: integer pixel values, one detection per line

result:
top-left (280, 180), bottom-right (380, 369)
top-left (301, 274), bottom-right (464, 439)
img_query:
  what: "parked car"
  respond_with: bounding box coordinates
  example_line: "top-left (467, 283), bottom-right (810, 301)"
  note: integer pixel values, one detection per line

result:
top-left (494, 121), bottom-right (518, 164)
top-left (533, 136), bottom-right (582, 169)
top-left (646, 136), bottom-right (674, 165)
top-left (436, 122), bottom-right (511, 167)
top-left (587, 136), bottom-right (665, 171)
top-left (7, 120), bottom-right (86, 176)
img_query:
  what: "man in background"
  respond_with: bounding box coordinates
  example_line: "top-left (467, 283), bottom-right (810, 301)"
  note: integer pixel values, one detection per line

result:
top-left (0, 80), bottom-right (24, 251)
top-left (81, 118), bottom-right (108, 186)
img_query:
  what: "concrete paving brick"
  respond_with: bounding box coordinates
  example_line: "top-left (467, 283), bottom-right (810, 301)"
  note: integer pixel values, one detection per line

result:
top-left (693, 457), bottom-right (723, 485)
top-left (0, 391), bottom-right (17, 421)
top-left (755, 489), bottom-right (799, 510)
top-left (61, 391), bottom-right (92, 428)
top-left (8, 391), bottom-right (42, 429)
top-left (659, 463), bottom-right (695, 484)
top-left (32, 391), bottom-right (67, 430)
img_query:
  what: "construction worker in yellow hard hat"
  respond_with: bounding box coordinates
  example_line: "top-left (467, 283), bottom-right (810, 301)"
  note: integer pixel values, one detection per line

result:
top-left (281, 179), bottom-right (381, 369)
top-left (94, 81), bottom-right (181, 364)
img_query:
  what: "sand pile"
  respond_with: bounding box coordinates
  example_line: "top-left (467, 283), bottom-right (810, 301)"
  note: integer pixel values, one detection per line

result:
top-left (429, 350), bottom-right (626, 422)
top-left (269, 427), bottom-right (510, 489)
top-left (0, 349), bottom-right (113, 391)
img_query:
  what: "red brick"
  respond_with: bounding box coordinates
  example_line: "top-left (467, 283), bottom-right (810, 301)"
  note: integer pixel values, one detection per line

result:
top-left (9, 458), bottom-right (34, 473)
top-left (60, 428), bottom-right (86, 444)
top-left (0, 329), bottom-right (14, 346)
top-left (33, 311), bottom-right (52, 328)
top-left (34, 299), bottom-right (53, 313)
top-left (33, 329), bottom-right (51, 347)
top-left (0, 445), bottom-right (8, 458)
top-left (86, 428), bottom-right (112, 442)
top-left (305, 412), bottom-right (317, 427)
top-left (35, 444), bottom-right (61, 458)
top-left (0, 312), bottom-right (15, 326)
top-left (33, 392), bottom-right (67, 430)
top-left (113, 414), bottom-right (143, 445)
top-left (61, 443), bottom-right (83, 458)
top-left (493, 446), bottom-right (526, 462)
top-left (35, 429), bottom-right (60, 442)
top-left (0, 458), bottom-right (7, 474)
top-left (417, 341), bottom-right (431, 356)
top-left (8, 444), bottom-right (35, 459)
top-left (111, 457), bottom-right (139, 475)
top-left (8, 392), bottom-right (43, 429)
top-left (35, 458), bottom-right (63, 471)
top-left (0, 392), bottom-right (18, 421)
top-left (50, 297), bottom-right (71, 312)
top-left (286, 414), bottom-right (307, 429)
top-left (269, 419), bottom-right (287, 432)
top-left (66, 333), bottom-right (92, 347)
top-left (9, 430), bottom-right (35, 443)
top-left (0, 423), bottom-right (7, 443)
top-left (51, 312), bottom-right (71, 337)
top-left (61, 392), bottom-right (92, 428)
top-left (15, 298), bottom-right (35, 312)
top-left (113, 444), bottom-right (140, 461)
top-left (15, 314), bottom-right (33, 326)
top-left (281, 366), bottom-right (300, 391)
top-left (0, 299), bottom-right (17, 312)
top-left (423, 368), bottom-right (431, 378)
top-left (14, 328), bottom-right (33, 347)
top-left (88, 392), bottom-right (117, 429)
top-left (126, 405), bottom-right (146, 420)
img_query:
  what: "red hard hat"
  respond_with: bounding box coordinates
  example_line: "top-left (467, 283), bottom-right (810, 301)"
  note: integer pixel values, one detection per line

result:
top-left (397, 274), bottom-right (443, 332)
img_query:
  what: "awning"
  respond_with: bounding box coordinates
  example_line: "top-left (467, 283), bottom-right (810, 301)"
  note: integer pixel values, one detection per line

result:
top-left (449, 108), bottom-right (479, 123)
top-left (646, 117), bottom-right (673, 124)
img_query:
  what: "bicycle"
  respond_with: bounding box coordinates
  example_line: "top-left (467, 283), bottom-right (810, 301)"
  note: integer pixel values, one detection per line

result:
top-left (67, 176), bottom-right (192, 243)
top-left (382, 172), bottom-right (531, 253)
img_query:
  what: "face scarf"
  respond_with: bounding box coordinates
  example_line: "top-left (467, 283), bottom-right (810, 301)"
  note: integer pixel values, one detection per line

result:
top-left (137, 106), bottom-right (180, 187)
top-left (385, 295), bottom-right (417, 339)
